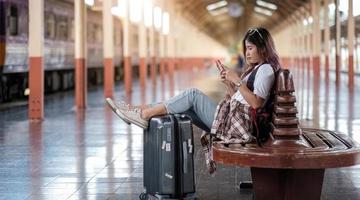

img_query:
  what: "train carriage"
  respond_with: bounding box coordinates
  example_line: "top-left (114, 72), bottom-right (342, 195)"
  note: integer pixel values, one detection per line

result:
top-left (0, 0), bottom-right (124, 103)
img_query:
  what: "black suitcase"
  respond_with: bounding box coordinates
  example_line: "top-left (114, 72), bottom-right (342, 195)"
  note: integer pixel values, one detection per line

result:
top-left (142, 114), bottom-right (196, 200)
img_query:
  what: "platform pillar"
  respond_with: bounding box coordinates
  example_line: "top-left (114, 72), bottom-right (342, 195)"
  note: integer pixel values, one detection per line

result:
top-left (335, 0), bottom-right (341, 85)
top-left (311, 0), bottom-right (320, 76)
top-left (347, 0), bottom-right (355, 88)
top-left (103, 0), bottom-right (114, 98)
top-left (28, 0), bottom-right (44, 120)
top-left (138, 1), bottom-right (147, 91)
top-left (159, 31), bottom-right (166, 86)
top-left (74, 0), bottom-right (87, 108)
top-left (149, 26), bottom-right (157, 89)
top-left (324, 0), bottom-right (330, 81)
top-left (123, 0), bottom-right (132, 94)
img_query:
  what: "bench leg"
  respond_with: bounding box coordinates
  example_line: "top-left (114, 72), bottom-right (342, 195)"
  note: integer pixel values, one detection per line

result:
top-left (250, 167), bottom-right (325, 200)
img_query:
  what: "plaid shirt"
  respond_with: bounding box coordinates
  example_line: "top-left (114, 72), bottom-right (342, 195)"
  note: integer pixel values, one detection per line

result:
top-left (210, 98), bottom-right (255, 144)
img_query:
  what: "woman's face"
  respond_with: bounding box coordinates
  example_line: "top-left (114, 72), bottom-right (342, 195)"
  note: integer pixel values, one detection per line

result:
top-left (245, 40), bottom-right (262, 64)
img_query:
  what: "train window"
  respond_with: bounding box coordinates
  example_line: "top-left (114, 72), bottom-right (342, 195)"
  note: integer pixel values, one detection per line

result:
top-left (17, 5), bottom-right (28, 35)
top-left (0, 2), bottom-right (5, 36)
top-left (45, 12), bottom-right (56, 39)
top-left (57, 16), bottom-right (68, 40)
top-left (114, 27), bottom-right (121, 45)
top-left (89, 24), bottom-right (102, 43)
top-left (70, 19), bottom-right (74, 41)
top-left (96, 25), bottom-right (102, 43)
top-left (88, 23), bottom-right (95, 42)
top-left (8, 4), bottom-right (18, 36)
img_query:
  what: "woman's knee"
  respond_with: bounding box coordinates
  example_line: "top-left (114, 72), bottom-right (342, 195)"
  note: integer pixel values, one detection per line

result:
top-left (186, 88), bottom-right (202, 97)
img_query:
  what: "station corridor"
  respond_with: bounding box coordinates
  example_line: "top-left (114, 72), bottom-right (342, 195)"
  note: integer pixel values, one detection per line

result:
top-left (0, 67), bottom-right (359, 199)
top-left (1, 0), bottom-right (360, 200)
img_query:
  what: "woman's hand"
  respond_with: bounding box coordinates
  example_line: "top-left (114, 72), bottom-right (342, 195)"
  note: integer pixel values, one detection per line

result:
top-left (221, 69), bottom-right (241, 84)
top-left (221, 79), bottom-right (236, 97)
top-left (216, 60), bottom-right (240, 84)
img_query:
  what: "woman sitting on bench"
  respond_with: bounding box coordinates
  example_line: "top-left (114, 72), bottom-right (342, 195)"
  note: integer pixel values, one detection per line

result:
top-left (106, 27), bottom-right (280, 144)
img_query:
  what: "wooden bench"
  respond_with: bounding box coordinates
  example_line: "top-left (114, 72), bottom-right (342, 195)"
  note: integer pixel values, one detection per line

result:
top-left (211, 69), bottom-right (360, 200)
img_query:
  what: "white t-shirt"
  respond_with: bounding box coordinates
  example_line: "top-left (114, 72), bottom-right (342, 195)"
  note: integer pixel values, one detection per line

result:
top-left (231, 63), bottom-right (275, 106)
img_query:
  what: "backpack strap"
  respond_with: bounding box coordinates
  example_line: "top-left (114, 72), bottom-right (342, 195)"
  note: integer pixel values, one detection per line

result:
top-left (246, 66), bottom-right (260, 92)
top-left (246, 64), bottom-right (277, 93)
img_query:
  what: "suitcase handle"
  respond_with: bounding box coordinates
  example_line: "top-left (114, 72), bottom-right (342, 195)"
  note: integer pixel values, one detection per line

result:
top-left (182, 141), bottom-right (188, 174)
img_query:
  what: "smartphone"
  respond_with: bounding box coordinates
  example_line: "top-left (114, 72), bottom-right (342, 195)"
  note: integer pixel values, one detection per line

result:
top-left (216, 60), bottom-right (226, 80)
top-left (216, 60), bottom-right (225, 72)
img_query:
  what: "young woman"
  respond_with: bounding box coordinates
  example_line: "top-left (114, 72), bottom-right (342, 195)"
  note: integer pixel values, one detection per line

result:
top-left (106, 27), bottom-right (280, 144)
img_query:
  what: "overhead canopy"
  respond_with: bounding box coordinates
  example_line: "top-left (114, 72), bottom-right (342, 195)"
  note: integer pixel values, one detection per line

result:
top-left (176, 0), bottom-right (310, 46)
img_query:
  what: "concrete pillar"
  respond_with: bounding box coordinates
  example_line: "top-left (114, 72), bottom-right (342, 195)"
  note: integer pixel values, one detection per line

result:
top-left (311, 0), bottom-right (321, 127)
top-left (311, 0), bottom-right (321, 76)
top-left (304, 12), bottom-right (312, 119)
top-left (168, 35), bottom-right (175, 78)
top-left (173, 38), bottom-right (179, 70)
top-left (138, 1), bottom-right (147, 90)
top-left (324, 0), bottom-right (330, 81)
top-left (123, 0), bottom-right (132, 94)
top-left (149, 25), bottom-right (157, 88)
top-left (164, 2), bottom-right (175, 95)
top-left (74, 0), bottom-right (87, 108)
top-left (299, 18), bottom-right (305, 70)
top-left (167, 21), bottom-right (175, 96)
top-left (348, 0), bottom-right (355, 88)
top-left (335, 0), bottom-right (341, 84)
top-left (307, 12), bottom-right (312, 74)
top-left (28, 0), bottom-right (44, 120)
top-left (302, 15), bottom-right (307, 71)
top-left (303, 11), bottom-right (311, 73)
top-left (103, 0), bottom-right (114, 98)
top-left (159, 0), bottom-right (166, 85)
top-left (294, 33), bottom-right (297, 68)
top-left (159, 30), bottom-right (166, 84)
top-left (298, 20), bottom-right (303, 69)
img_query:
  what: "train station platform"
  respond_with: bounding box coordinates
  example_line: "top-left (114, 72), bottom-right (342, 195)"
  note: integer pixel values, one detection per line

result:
top-left (0, 67), bottom-right (360, 200)
top-left (2, 0), bottom-right (360, 199)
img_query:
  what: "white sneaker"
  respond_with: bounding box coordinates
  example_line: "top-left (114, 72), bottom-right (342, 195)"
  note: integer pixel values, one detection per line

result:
top-left (105, 98), bottom-right (131, 125)
top-left (117, 108), bottom-right (149, 129)
top-left (116, 101), bottom-right (130, 110)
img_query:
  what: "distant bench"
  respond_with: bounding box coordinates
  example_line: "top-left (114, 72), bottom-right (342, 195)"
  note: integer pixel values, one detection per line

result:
top-left (211, 69), bottom-right (360, 200)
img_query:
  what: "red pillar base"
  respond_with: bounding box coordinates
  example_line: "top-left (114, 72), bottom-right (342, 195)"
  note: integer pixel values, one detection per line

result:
top-left (160, 58), bottom-right (166, 83)
top-left (348, 55), bottom-right (354, 88)
top-left (139, 57), bottom-right (147, 89)
top-left (325, 55), bottom-right (329, 82)
top-left (104, 58), bottom-right (114, 98)
top-left (151, 56), bottom-right (157, 88)
top-left (75, 58), bottom-right (87, 108)
top-left (124, 56), bottom-right (132, 94)
top-left (28, 57), bottom-right (44, 120)
top-left (335, 54), bottom-right (341, 85)
top-left (312, 56), bottom-right (320, 77)
top-left (168, 58), bottom-right (175, 96)
top-left (160, 58), bottom-right (167, 99)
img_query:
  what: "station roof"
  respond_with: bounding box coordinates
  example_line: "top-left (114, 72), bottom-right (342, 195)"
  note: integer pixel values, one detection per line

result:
top-left (176, 0), bottom-right (310, 46)
top-left (72, 0), bottom-right (311, 46)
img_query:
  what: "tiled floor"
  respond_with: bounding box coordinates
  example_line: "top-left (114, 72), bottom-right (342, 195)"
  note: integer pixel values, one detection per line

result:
top-left (1, 66), bottom-right (360, 200)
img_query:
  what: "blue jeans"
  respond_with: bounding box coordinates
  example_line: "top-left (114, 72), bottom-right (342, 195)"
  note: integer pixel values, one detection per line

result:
top-left (151, 88), bottom-right (217, 132)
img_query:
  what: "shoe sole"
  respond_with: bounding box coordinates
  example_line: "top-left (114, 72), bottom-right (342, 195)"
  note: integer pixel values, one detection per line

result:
top-left (105, 98), bottom-right (131, 125)
top-left (117, 108), bottom-right (148, 129)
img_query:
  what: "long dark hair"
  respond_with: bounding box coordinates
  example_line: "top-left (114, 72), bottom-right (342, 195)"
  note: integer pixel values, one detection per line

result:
top-left (241, 27), bottom-right (281, 78)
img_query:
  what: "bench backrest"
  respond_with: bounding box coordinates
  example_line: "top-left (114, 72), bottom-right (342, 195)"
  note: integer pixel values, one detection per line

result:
top-left (271, 69), bottom-right (300, 139)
